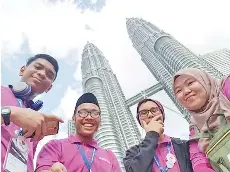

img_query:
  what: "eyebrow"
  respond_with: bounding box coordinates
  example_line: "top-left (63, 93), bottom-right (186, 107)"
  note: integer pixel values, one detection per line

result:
top-left (174, 78), bottom-right (193, 91)
top-left (35, 62), bottom-right (56, 77)
top-left (139, 106), bottom-right (158, 111)
top-left (78, 108), bottom-right (99, 111)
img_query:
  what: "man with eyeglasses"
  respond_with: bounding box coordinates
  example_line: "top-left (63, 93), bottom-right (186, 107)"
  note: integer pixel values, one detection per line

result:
top-left (123, 98), bottom-right (195, 172)
top-left (35, 93), bottom-right (121, 172)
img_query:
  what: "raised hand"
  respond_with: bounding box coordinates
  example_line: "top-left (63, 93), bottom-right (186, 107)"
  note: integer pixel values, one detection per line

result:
top-left (10, 106), bottom-right (63, 141)
top-left (142, 115), bottom-right (164, 134)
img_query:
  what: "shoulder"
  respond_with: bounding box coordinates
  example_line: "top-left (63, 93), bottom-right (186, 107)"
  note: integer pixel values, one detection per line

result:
top-left (43, 138), bottom-right (69, 148)
top-left (222, 75), bottom-right (230, 87)
top-left (104, 149), bottom-right (116, 156)
top-left (171, 137), bottom-right (188, 144)
top-left (97, 148), bottom-right (118, 164)
top-left (1, 85), bottom-right (11, 94)
top-left (99, 147), bottom-right (116, 157)
top-left (221, 75), bottom-right (230, 99)
top-left (126, 144), bottom-right (139, 152)
top-left (1, 85), bottom-right (7, 89)
top-left (124, 144), bottom-right (140, 157)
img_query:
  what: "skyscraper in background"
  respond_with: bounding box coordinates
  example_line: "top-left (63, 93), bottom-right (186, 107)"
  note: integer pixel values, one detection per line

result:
top-left (199, 49), bottom-right (230, 76)
top-left (67, 18), bottom-right (229, 170)
top-left (68, 120), bottom-right (76, 136)
top-left (126, 17), bottom-right (225, 122)
top-left (81, 42), bottom-right (141, 171)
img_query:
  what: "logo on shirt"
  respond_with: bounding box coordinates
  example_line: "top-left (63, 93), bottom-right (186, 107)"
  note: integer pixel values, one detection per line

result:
top-left (99, 157), bottom-right (111, 164)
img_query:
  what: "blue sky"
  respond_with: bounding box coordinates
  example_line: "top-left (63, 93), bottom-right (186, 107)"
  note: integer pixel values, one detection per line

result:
top-left (2, 0), bottom-right (230, 165)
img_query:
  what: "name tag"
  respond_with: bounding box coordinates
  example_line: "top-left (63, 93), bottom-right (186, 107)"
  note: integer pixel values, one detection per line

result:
top-left (3, 136), bottom-right (29, 172)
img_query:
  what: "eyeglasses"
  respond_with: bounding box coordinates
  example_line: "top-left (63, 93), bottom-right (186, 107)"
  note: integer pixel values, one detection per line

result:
top-left (77, 109), bottom-right (100, 118)
top-left (138, 107), bottom-right (160, 118)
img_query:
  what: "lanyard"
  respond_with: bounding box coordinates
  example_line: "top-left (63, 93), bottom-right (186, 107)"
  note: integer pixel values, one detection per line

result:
top-left (16, 99), bottom-right (24, 136)
top-left (77, 143), bottom-right (96, 172)
top-left (16, 98), bottom-right (24, 108)
top-left (154, 142), bottom-right (171, 172)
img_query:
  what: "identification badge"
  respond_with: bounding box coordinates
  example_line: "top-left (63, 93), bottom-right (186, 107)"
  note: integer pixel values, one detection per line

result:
top-left (3, 135), bottom-right (29, 172)
top-left (166, 160), bottom-right (174, 169)
top-left (166, 153), bottom-right (176, 163)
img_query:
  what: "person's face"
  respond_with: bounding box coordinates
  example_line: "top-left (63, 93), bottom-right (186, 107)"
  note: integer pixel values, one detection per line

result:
top-left (138, 101), bottom-right (163, 126)
top-left (73, 103), bottom-right (101, 138)
top-left (174, 75), bottom-right (208, 111)
top-left (19, 58), bottom-right (56, 95)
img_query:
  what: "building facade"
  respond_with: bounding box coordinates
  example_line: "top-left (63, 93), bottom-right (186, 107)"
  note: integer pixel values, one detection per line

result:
top-left (199, 49), bottom-right (230, 76)
top-left (126, 17), bottom-right (225, 121)
top-left (81, 42), bottom-right (141, 171)
top-left (68, 120), bottom-right (76, 136)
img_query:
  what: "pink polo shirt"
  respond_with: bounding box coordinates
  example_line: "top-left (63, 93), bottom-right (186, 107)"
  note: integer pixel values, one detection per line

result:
top-left (189, 128), bottom-right (214, 172)
top-left (152, 135), bottom-right (180, 172)
top-left (1, 86), bottom-right (38, 172)
top-left (35, 135), bottom-right (122, 172)
top-left (222, 76), bottom-right (230, 100)
top-left (188, 77), bottom-right (230, 172)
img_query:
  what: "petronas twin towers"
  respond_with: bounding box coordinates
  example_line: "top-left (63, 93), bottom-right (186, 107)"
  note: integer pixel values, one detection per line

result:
top-left (81, 42), bottom-right (141, 169)
top-left (79, 18), bottom-right (228, 170)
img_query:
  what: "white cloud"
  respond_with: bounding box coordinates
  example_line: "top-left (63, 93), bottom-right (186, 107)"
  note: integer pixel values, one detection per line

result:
top-left (52, 86), bottom-right (80, 121)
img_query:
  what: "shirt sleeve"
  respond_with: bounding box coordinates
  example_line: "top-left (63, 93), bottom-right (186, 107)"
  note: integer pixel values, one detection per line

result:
top-left (35, 140), bottom-right (61, 172)
top-left (189, 128), bottom-right (215, 172)
top-left (222, 76), bottom-right (230, 100)
top-left (107, 150), bottom-right (122, 172)
top-left (123, 131), bottom-right (159, 172)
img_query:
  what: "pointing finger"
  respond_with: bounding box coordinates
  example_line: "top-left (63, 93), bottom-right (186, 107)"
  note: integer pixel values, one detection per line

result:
top-left (152, 115), bottom-right (162, 121)
top-left (44, 115), bottom-right (64, 123)
top-left (24, 130), bottom-right (35, 138)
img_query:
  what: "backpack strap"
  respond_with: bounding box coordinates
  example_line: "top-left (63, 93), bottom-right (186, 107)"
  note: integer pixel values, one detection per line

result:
top-left (189, 114), bottom-right (227, 141)
top-left (189, 132), bottom-right (211, 140)
top-left (206, 113), bottom-right (228, 138)
top-left (189, 123), bottom-right (211, 141)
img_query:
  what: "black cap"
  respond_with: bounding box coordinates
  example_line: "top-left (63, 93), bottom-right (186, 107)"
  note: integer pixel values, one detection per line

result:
top-left (74, 93), bottom-right (99, 114)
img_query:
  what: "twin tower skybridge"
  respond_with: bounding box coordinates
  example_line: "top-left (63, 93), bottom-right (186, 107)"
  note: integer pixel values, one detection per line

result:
top-left (125, 82), bottom-right (182, 118)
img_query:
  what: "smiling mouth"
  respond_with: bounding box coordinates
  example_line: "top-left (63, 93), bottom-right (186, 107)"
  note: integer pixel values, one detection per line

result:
top-left (83, 123), bottom-right (94, 127)
top-left (32, 77), bottom-right (42, 83)
top-left (185, 95), bottom-right (195, 101)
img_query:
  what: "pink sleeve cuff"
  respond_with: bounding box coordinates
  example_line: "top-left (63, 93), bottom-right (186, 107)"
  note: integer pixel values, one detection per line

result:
top-left (193, 163), bottom-right (215, 172)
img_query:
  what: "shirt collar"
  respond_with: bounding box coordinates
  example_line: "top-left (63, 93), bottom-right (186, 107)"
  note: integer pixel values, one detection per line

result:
top-left (158, 134), bottom-right (171, 144)
top-left (69, 134), bottom-right (98, 149)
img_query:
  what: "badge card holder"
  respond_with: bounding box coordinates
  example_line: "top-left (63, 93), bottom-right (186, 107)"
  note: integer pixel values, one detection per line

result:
top-left (3, 130), bottom-right (29, 172)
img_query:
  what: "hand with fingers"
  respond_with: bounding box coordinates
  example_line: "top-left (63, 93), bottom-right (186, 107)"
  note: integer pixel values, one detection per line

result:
top-left (49, 162), bottom-right (67, 172)
top-left (142, 115), bottom-right (164, 134)
top-left (10, 106), bottom-right (64, 141)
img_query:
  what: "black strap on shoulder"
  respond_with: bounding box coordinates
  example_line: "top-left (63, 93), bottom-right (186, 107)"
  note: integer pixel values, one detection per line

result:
top-left (171, 137), bottom-right (193, 172)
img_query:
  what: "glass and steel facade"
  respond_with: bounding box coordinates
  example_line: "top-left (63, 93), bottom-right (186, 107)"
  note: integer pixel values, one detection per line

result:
top-left (81, 42), bottom-right (141, 171)
top-left (199, 49), bottom-right (230, 76)
top-left (126, 18), bottom-right (225, 121)
top-left (68, 120), bottom-right (76, 136)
